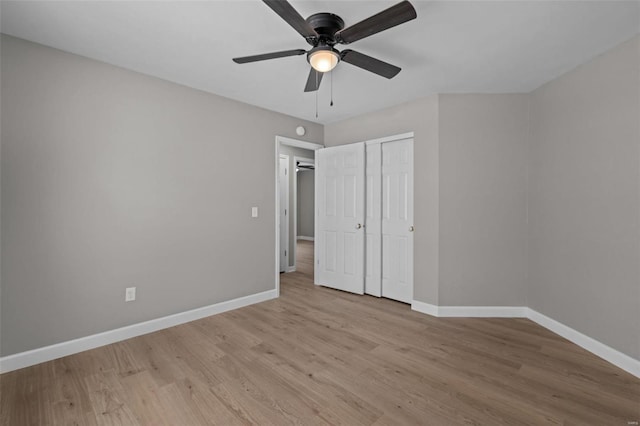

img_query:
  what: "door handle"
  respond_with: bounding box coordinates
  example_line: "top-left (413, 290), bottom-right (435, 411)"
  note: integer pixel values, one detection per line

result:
top-left (409, 226), bottom-right (414, 232)
top-left (356, 223), bottom-right (363, 230)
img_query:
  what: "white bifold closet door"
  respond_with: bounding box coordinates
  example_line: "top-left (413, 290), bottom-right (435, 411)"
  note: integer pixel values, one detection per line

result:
top-left (365, 143), bottom-right (382, 297)
top-left (380, 139), bottom-right (414, 303)
top-left (315, 143), bottom-right (366, 294)
top-left (315, 137), bottom-right (413, 303)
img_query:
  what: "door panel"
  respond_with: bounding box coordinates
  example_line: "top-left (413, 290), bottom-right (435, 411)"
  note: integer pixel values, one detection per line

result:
top-left (344, 232), bottom-right (357, 275)
top-left (324, 231), bottom-right (337, 272)
top-left (344, 175), bottom-right (357, 218)
top-left (381, 139), bottom-right (414, 303)
top-left (325, 176), bottom-right (337, 216)
top-left (315, 143), bottom-right (365, 294)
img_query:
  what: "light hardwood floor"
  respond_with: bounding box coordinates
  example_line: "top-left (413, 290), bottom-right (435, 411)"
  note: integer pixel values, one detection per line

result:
top-left (1, 240), bottom-right (639, 425)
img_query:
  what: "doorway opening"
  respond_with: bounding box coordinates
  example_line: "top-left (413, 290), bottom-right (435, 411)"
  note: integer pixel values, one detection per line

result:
top-left (293, 155), bottom-right (315, 279)
top-left (275, 136), bottom-right (323, 296)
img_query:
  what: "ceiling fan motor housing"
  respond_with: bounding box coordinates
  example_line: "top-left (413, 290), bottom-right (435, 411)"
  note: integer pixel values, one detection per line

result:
top-left (305, 13), bottom-right (345, 45)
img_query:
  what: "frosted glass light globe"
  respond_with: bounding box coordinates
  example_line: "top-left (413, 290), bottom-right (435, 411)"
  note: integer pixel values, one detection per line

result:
top-left (309, 49), bottom-right (339, 73)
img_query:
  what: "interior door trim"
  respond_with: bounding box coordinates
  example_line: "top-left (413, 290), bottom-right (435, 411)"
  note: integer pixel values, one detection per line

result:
top-left (275, 136), bottom-right (324, 297)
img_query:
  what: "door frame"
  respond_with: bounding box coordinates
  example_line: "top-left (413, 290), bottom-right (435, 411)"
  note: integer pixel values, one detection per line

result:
top-left (275, 136), bottom-right (323, 296)
top-left (279, 154), bottom-right (290, 273)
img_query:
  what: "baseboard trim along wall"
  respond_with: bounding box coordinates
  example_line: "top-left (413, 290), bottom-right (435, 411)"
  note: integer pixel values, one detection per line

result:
top-left (411, 300), bottom-right (640, 379)
top-left (3, 291), bottom-right (636, 378)
top-left (410, 300), bottom-right (441, 317)
top-left (411, 302), bottom-right (528, 318)
top-left (297, 236), bottom-right (314, 241)
top-left (525, 309), bottom-right (640, 379)
top-left (0, 289), bottom-right (278, 374)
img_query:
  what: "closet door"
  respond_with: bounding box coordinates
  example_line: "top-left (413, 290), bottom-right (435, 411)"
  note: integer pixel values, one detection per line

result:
top-left (381, 139), bottom-right (414, 303)
top-left (315, 143), bottom-right (366, 294)
top-left (365, 143), bottom-right (382, 297)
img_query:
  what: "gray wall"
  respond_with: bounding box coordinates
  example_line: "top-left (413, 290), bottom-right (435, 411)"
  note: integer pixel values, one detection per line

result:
top-left (324, 94), bottom-right (528, 307)
top-left (278, 145), bottom-right (315, 267)
top-left (528, 35), bottom-right (640, 359)
top-left (0, 35), bottom-right (323, 356)
top-left (324, 96), bottom-right (440, 305)
top-left (439, 94), bottom-right (529, 306)
top-left (2, 32), bottom-right (638, 364)
top-left (297, 170), bottom-right (314, 238)
top-left (326, 36), bottom-right (639, 361)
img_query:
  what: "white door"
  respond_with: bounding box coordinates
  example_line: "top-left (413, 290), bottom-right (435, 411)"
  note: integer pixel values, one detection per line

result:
top-left (315, 143), bottom-right (365, 294)
top-left (365, 143), bottom-right (382, 297)
top-left (381, 139), bottom-right (414, 303)
top-left (279, 155), bottom-right (289, 273)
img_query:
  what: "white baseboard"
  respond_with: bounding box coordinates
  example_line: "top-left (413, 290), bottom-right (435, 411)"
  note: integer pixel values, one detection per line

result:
top-left (287, 266), bottom-right (297, 273)
top-left (297, 236), bottom-right (314, 241)
top-left (411, 300), bottom-right (440, 316)
top-left (0, 289), bottom-right (278, 374)
top-left (438, 306), bottom-right (527, 317)
top-left (411, 301), bottom-right (526, 318)
top-left (410, 299), bottom-right (640, 378)
top-left (526, 308), bottom-right (640, 379)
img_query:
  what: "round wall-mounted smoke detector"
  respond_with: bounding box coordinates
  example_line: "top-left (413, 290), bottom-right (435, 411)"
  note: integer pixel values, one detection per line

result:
top-left (296, 126), bottom-right (306, 136)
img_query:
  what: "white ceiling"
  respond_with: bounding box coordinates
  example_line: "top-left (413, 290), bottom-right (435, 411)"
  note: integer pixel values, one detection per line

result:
top-left (1, 1), bottom-right (638, 124)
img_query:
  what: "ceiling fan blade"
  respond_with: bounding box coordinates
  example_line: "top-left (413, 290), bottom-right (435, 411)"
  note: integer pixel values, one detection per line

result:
top-left (233, 49), bottom-right (306, 64)
top-left (263, 0), bottom-right (318, 42)
top-left (335, 1), bottom-right (416, 45)
top-left (304, 68), bottom-right (324, 92)
top-left (340, 50), bottom-right (401, 79)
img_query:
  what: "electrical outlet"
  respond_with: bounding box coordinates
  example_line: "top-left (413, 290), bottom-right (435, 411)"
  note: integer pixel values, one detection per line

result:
top-left (125, 287), bottom-right (136, 302)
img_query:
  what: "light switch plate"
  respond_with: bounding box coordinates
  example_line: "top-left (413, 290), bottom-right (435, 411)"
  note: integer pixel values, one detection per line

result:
top-left (251, 207), bottom-right (258, 218)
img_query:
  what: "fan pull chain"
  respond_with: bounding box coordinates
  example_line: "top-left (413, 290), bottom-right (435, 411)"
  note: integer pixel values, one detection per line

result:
top-left (330, 70), bottom-right (334, 107)
top-left (315, 70), bottom-right (319, 118)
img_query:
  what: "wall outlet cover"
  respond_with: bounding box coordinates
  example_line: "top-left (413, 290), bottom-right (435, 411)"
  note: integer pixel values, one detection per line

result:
top-left (125, 287), bottom-right (136, 302)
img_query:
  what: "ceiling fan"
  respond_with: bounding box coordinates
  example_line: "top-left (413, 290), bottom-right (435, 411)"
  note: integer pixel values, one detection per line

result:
top-left (232, 0), bottom-right (417, 92)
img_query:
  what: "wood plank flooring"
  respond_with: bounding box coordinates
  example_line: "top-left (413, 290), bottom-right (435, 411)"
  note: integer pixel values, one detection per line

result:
top-left (1, 240), bottom-right (639, 425)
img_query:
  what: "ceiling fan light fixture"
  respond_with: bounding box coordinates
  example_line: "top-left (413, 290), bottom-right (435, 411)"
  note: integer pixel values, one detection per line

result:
top-left (233, 1), bottom-right (417, 92)
top-left (308, 47), bottom-right (339, 73)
